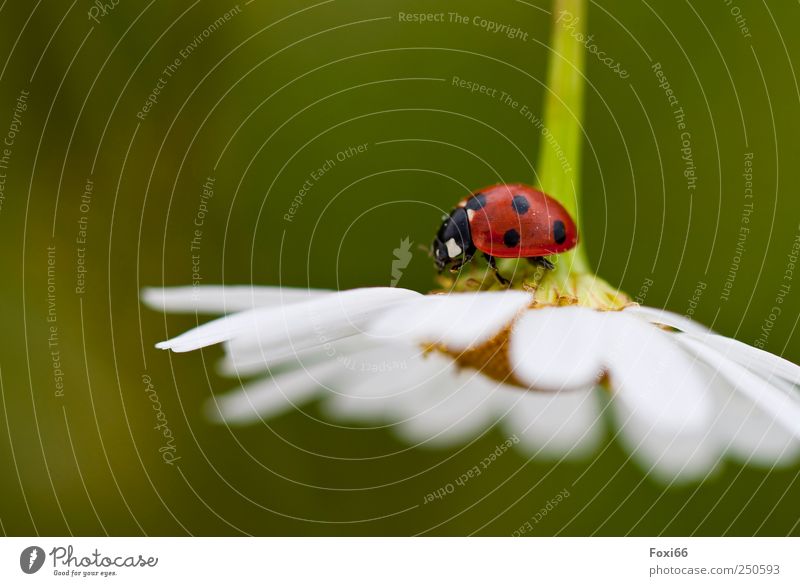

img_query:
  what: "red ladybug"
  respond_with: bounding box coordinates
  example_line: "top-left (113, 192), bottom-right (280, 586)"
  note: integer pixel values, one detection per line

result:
top-left (431, 183), bottom-right (578, 284)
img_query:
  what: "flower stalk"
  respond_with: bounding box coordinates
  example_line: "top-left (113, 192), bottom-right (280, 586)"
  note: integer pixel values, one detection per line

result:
top-left (537, 0), bottom-right (590, 278)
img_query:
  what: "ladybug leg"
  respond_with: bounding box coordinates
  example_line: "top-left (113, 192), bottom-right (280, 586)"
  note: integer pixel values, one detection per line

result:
top-left (483, 253), bottom-right (510, 286)
top-left (527, 256), bottom-right (555, 270)
top-left (447, 261), bottom-right (464, 272)
top-left (447, 250), bottom-right (474, 274)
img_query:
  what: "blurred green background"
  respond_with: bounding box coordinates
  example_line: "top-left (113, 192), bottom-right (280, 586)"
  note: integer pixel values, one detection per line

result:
top-left (0, 0), bottom-right (798, 535)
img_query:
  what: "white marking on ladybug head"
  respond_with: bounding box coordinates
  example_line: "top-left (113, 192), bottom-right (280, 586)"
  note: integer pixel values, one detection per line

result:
top-left (466, 209), bottom-right (475, 221)
top-left (445, 238), bottom-right (462, 258)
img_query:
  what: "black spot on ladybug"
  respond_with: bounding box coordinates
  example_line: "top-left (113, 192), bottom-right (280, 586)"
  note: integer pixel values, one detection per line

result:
top-left (553, 220), bottom-right (567, 244)
top-left (511, 195), bottom-right (530, 215)
top-left (465, 193), bottom-right (487, 210)
top-left (503, 229), bottom-right (520, 248)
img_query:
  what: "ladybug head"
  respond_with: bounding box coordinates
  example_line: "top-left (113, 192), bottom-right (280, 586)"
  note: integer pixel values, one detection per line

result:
top-left (431, 208), bottom-right (474, 272)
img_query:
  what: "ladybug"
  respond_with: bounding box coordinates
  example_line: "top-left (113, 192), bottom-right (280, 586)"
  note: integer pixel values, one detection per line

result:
top-left (431, 183), bottom-right (578, 284)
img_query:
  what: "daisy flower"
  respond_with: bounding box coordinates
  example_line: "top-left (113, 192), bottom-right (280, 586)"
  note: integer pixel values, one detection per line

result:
top-left (143, 275), bottom-right (800, 483)
top-left (142, 0), bottom-right (800, 483)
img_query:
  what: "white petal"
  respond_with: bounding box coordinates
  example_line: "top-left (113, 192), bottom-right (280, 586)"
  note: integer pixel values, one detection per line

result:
top-left (624, 305), bottom-right (713, 336)
top-left (676, 336), bottom-right (800, 440)
top-left (367, 290), bottom-right (532, 351)
top-left (509, 307), bottom-right (605, 390)
top-left (604, 311), bottom-right (713, 433)
top-left (394, 370), bottom-right (498, 447)
top-left (690, 332), bottom-right (800, 386)
top-left (511, 308), bottom-right (712, 433)
top-left (322, 350), bottom-right (447, 420)
top-left (218, 334), bottom-right (373, 376)
top-left (498, 387), bottom-right (603, 459)
top-left (214, 341), bottom-right (426, 424)
top-left (711, 373), bottom-right (800, 466)
top-left (156, 287), bottom-right (421, 352)
top-left (142, 285), bottom-right (325, 313)
top-left (322, 350), bottom-right (502, 449)
top-left (612, 396), bottom-right (723, 483)
top-left (207, 359), bottom-right (344, 424)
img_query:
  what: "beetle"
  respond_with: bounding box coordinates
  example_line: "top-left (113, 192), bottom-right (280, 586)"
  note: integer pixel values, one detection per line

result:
top-left (431, 183), bottom-right (578, 285)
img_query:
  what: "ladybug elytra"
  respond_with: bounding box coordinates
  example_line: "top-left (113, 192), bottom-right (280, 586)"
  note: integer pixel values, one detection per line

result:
top-left (431, 183), bottom-right (579, 284)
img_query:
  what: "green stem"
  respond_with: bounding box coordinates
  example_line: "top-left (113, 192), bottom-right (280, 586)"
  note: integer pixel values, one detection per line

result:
top-left (538, 0), bottom-right (591, 277)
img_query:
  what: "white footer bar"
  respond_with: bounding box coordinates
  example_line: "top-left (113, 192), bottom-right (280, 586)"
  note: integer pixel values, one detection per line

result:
top-left (1, 537), bottom-right (797, 585)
